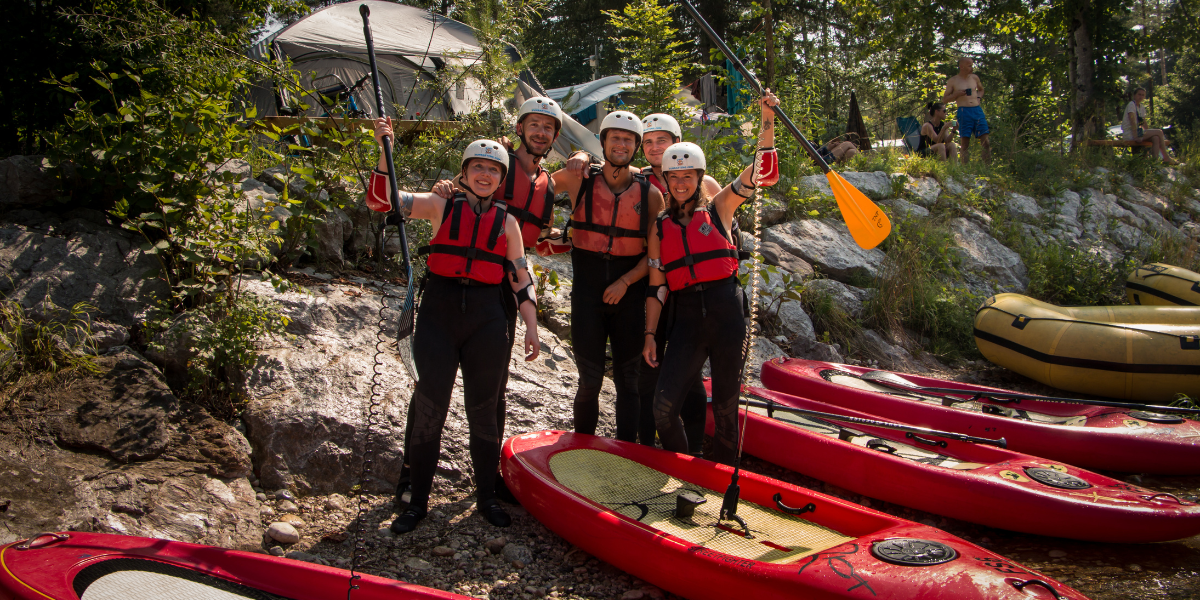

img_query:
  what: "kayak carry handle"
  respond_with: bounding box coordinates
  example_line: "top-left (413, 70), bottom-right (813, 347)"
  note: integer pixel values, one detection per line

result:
top-left (773, 493), bottom-right (816, 516)
top-left (15, 532), bottom-right (69, 550)
top-left (905, 432), bottom-right (948, 448)
top-left (1011, 579), bottom-right (1063, 599)
top-left (1140, 492), bottom-right (1191, 505)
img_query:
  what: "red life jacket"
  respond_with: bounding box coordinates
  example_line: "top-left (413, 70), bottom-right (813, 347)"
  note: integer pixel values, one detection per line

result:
top-left (646, 171), bottom-right (666, 194)
top-left (569, 166), bottom-right (650, 256)
top-left (494, 152), bottom-right (555, 248)
top-left (658, 206), bottom-right (741, 291)
top-left (425, 193), bottom-right (509, 284)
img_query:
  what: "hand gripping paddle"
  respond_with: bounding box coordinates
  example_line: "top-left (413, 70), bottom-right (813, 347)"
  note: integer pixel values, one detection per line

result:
top-left (679, 0), bottom-right (891, 250)
top-left (361, 4), bottom-right (418, 380)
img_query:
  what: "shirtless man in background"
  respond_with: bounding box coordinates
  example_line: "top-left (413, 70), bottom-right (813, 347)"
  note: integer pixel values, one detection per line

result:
top-left (942, 57), bottom-right (991, 164)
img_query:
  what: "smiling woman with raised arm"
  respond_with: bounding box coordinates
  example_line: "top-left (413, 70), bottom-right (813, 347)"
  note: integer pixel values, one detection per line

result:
top-left (364, 119), bottom-right (540, 534)
top-left (643, 91), bottom-right (779, 464)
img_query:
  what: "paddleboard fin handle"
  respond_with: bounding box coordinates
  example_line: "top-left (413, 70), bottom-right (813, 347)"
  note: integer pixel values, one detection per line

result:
top-left (1011, 579), bottom-right (1063, 599)
top-left (905, 432), bottom-right (948, 448)
top-left (773, 493), bottom-right (816, 516)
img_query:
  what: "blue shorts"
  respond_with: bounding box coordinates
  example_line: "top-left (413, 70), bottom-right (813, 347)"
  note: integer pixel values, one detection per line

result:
top-left (957, 105), bottom-right (990, 138)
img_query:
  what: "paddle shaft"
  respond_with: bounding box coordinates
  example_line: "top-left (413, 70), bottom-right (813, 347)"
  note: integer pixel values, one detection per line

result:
top-left (360, 5), bottom-right (414, 275)
top-left (866, 378), bottom-right (1200, 416)
top-left (745, 395), bottom-right (1008, 448)
top-left (679, 0), bottom-right (830, 174)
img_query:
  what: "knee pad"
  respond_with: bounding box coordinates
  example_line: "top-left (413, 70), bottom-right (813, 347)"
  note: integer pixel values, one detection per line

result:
top-left (575, 357), bottom-right (605, 392)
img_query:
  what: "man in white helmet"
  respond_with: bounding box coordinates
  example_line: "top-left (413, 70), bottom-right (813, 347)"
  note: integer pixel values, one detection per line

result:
top-left (551, 110), bottom-right (665, 444)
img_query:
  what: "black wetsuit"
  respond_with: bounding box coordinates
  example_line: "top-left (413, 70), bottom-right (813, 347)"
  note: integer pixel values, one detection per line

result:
top-left (404, 275), bottom-right (511, 511)
top-left (638, 320), bottom-right (707, 452)
top-left (917, 121), bottom-right (945, 156)
top-left (652, 277), bottom-right (747, 465)
top-left (571, 249), bottom-right (647, 442)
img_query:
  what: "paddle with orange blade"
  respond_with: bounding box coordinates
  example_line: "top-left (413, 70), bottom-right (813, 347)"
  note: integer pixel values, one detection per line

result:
top-left (679, 0), bottom-right (890, 250)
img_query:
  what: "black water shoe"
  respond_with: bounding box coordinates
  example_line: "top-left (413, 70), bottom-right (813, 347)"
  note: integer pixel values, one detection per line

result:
top-left (478, 498), bottom-right (512, 528)
top-left (389, 506), bottom-right (427, 535)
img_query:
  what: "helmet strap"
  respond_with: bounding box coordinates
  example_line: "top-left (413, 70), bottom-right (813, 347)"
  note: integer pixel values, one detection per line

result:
top-left (517, 133), bottom-right (552, 159)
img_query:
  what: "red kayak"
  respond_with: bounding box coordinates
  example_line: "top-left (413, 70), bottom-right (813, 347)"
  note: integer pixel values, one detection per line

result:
top-left (503, 430), bottom-right (1089, 600)
top-left (714, 384), bottom-right (1200, 543)
top-left (761, 358), bottom-right (1200, 475)
top-left (0, 531), bottom-right (467, 600)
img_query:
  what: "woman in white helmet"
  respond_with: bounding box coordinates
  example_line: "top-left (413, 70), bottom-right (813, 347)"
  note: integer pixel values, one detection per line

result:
top-left (642, 92), bottom-right (779, 464)
top-left (551, 110), bottom-right (665, 444)
top-left (366, 119), bottom-right (541, 534)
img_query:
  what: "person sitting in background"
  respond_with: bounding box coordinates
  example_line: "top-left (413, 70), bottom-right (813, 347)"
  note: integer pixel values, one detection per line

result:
top-left (818, 138), bottom-right (858, 165)
top-left (918, 102), bottom-right (958, 161)
top-left (1123, 87), bottom-right (1178, 166)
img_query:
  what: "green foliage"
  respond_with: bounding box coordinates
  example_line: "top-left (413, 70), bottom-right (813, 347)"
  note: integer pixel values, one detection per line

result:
top-left (1161, 51), bottom-right (1200, 147)
top-left (1022, 242), bottom-right (1132, 305)
top-left (605, 0), bottom-right (694, 119)
top-left (0, 299), bottom-right (100, 404)
top-left (453, 0), bottom-right (547, 138)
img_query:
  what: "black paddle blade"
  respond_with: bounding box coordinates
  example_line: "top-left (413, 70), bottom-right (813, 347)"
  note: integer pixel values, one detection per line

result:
top-left (720, 475), bottom-right (740, 520)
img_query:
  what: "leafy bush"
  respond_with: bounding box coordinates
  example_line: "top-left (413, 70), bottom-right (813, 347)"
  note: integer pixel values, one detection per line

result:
top-left (1021, 242), bottom-right (1130, 306)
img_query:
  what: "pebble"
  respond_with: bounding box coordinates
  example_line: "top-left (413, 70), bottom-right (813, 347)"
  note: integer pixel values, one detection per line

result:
top-left (621, 591), bottom-right (645, 600)
top-left (324, 494), bottom-right (349, 511)
top-left (406, 557), bottom-right (434, 571)
top-left (486, 537), bottom-right (508, 554)
top-left (268, 546), bottom-right (285, 557)
top-left (432, 546), bottom-right (455, 557)
top-left (267, 522), bottom-right (300, 544)
top-left (1049, 550), bottom-right (1068, 558)
top-left (641, 586), bottom-right (665, 600)
top-left (285, 551), bottom-right (317, 563)
top-left (260, 506), bottom-right (275, 517)
top-left (1128, 564), bottom-right (1143, 572)
top-left (256, 493), bottom-right (268, 502)
top-left (275, 489), bottom-right (295, 501)
top-left (503, 544), bottom-right (533, 566)
top-left (279, 514), bottom-right (305, 527)
top-left (278, 500), bottom-right (299, 512)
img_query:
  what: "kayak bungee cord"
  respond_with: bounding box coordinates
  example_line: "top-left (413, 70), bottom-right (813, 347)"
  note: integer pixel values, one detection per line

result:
top-left (349, 5), bottom-right (421, 598)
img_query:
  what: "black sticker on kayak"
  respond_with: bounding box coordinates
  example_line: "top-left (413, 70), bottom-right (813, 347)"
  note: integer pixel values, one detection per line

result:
top-left (1025, 467), bottom-right (1091, 489)
top-left (870, 539), bottom-right (957, 566)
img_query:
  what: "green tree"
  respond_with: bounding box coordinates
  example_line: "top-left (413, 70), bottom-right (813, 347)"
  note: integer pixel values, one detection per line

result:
top-left (604, 0), bottom-right (694, 118)
top-left (1161, 51), bottom-right (1200, 145)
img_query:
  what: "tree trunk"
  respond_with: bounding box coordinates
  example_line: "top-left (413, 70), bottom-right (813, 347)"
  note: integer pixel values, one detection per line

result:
top-left (1069, 2), bottom-right (1097, 152)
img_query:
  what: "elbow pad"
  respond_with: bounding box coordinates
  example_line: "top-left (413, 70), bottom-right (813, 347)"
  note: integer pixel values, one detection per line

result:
top-left (753, 147), bottom-right (779, 187)
top-left (645, 284), bottom-right (668, 306)
top-left (516, 284), bottom-right (537, 310)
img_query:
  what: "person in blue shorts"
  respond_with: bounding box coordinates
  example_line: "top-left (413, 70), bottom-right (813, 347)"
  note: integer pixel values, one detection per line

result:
top-left (942, 57), bottom-right (991, 164)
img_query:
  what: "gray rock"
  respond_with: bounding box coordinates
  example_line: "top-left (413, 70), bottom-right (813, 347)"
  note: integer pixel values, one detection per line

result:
top-left (285, 551), bottom-right (318, 563)
top-left (796, 171), bottom-right (892, 201)
top-left (205, 159), bottom-right (252, 183)
top-left (502, 543), bottom-right (534, 566)
top-left (267, 521), bottom-right (300, 543)
top-left (0, 155), bottom-right (57, 207)
top-left (313, 207), bottom-right (353, 265)
top-left (744, 337), bottom-right (787, 388)
top-left (405, 557), bottom-right (434, 571)
top-left (758, 241), bottom-right (814, 276)
top-left (774, 301), bottom-right (816, 351)
top-left (805, 279), bottom-right (870, 319)
top-left (1004, 193), bottom-right (1041, 223)
top-left (948, 218), bottom-right (1028, 293)
top-left (432, 546), bottom-right (455, 557)
top-left (758, 198), bottom-right (788, 227)
top-left (801, 342), bottom-right (844, 363)
top-left (269, 546), bottom-right (286, 556)
top-left (89, 321), bottom-right (130, 352)
top-left (764, 219), bottom-right (885, 283)
top-left (856, 329), bottom-right (925, 373)
top-left (486, 536), bottom-right (508, 554)
top-left (883, 199), bottom-right (929, 220)
top-left (1121, 184), bottom-right (1169, 213)
top-left (240, 277), bottom-right (614, 494)
top-left (277, 500), bottom-right (299, 513)
top-left (906, 177), bottom-right (941, 206)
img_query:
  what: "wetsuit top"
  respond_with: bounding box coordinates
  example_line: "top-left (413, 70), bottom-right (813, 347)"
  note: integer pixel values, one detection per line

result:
top-left (657, 205), bottom-right (741, 291)
top-left (569, 165), bottom-right (650, 257)
top-left (425, 193), bottom-right (509, 284)
top-left (495, 152), bottom-right (555, 249)
top-left (918, 121), bottom-right (945, 154)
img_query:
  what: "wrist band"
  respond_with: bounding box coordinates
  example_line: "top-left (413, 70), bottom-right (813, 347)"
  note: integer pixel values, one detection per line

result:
top-left (644, 330), bottom-right (656, 336)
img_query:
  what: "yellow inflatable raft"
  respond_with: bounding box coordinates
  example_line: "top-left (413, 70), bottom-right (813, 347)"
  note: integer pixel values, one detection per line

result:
top-left (974, 293), bottom-right (1200, 402)
top-left (1126, 263), bottom-right (1200, 306)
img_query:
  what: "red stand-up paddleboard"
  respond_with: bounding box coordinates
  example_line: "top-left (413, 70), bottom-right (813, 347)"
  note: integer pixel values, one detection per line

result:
top-left (503, 430), bottom-right (1090, 600)
top-left (0, 531), bottom-right (468, 600)
top-left (714, 384), bottom-right (1200, 543)
top-left (762, 358), bottom-right (1200, 475)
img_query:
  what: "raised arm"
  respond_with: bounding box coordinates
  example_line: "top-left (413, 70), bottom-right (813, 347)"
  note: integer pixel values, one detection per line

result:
top-left (713, 92), bottom-right (779, 224)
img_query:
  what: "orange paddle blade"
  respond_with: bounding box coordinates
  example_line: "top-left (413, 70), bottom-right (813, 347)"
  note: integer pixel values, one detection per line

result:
top-left (826, 171), bottom-right (891, 250)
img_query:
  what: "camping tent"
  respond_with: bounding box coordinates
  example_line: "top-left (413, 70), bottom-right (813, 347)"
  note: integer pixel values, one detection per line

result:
top-left (251, 1), bottom-right (513, 120)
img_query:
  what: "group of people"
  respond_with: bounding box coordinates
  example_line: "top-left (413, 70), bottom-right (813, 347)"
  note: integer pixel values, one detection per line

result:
top-left (365, 92), bottom-right (781, 535)
top-left (920, 57), bottom-right (1179, 165)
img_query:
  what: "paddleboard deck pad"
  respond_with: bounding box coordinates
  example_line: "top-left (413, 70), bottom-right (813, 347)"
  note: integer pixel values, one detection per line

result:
top-left (503, 430), bottom-right (1090, 600)
top-left (0, 531), bottom-right (469, 600)
top-left (722, 384), bottom-right (1200, 543)
top-left (762, 358), bottom-right (1200, 475)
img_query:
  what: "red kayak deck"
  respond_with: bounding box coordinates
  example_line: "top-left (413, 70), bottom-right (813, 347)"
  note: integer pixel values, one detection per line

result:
top-left (503, 430), bottom-right (1089, 600)
top-left (762, 358), bottom-right (1200, 475)
top-left (0, 531), bottom-right (467, 600)
top-left (718, 385), bottom-right (1200, 543)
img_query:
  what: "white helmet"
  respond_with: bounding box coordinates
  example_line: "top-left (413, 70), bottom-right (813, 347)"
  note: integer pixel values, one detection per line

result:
top-left (599, 110), bottom-right (643, 144)
top-left (517, 97), bottom-right (563, 129)
top-left (641, 113), bottom-right (681, 141)
top-left (461, 139), bottom-right (509, 177)
top-left (662, 142), bottom-right (706, 172)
